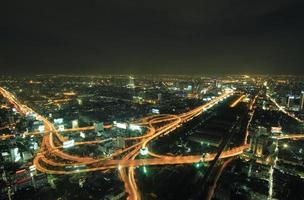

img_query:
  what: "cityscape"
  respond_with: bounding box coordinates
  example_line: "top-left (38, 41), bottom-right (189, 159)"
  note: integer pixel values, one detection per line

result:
top-left (0, 75), bottom-right (304, 199)
top-left (3, 1), bottom-right (304, 199)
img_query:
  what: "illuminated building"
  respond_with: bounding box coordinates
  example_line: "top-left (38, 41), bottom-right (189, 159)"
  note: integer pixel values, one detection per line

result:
top-left (287, 95), bottom-right (300, 111)
top-left (301, 91), bottom-right (304, 111)
top-left (10, 148), bottom-right (21, 162)
top-left (72, 119), bottom-right (79, 128)
top-left (250, 126), bottom-right (269, 157)
top-left (127, 76), bottom-right (135, 88)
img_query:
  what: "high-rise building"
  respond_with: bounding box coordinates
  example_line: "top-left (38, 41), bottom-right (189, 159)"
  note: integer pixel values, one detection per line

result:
top-left (127, 76), bottom-right (135, 88)
top-left (10, 148), bottom-right (21, 162)
top-left (255, 135), bottom-right (268, 157)
top-left (300, 91), bottom-right (304, 111)
top-left (250, 126), bottom-right (268, 157)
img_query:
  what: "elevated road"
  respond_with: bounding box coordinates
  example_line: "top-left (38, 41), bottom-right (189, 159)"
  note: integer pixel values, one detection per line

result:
top-left (1, 87), bottom-right (252, 200)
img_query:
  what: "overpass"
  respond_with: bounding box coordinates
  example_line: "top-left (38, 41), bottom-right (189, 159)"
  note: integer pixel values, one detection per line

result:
top-left (1, 87), bottom-right (249, 200)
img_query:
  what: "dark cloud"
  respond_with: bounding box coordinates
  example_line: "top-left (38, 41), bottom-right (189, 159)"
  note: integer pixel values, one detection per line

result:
top-left (3, 0), bottom-right (304, 75)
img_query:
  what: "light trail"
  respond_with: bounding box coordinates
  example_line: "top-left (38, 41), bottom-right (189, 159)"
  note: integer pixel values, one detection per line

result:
top-left (267, 94), bottom-right (303, 123)
top-left (230, 94), bottom-right (246, 108)
top-left (268, 140), bottom-right (278, 200)
top-left (1, 87), bottom-right (250, 200)
top-left (271, 134), bottom-right (304, 140)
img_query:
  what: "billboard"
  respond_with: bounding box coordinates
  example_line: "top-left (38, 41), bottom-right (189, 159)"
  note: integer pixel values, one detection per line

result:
top-left (151, 108), bottom-right (160, 114)
top-left (54, 118), bottom-right (63, 124)
top-left (271, 127), bottom-right (282, 134)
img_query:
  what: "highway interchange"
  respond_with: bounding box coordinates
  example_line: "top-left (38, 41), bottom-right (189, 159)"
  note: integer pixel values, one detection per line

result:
top-left (1, 87), bottom-right (303, 200)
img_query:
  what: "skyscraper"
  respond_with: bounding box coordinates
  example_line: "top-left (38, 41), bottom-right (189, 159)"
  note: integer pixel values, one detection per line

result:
top-left (127, 76), bottom-right (135, 88)
top-left (300, 91), bottom-right (304, 111)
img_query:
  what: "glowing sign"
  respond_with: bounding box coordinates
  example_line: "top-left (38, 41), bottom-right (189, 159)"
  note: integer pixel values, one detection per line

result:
top-left (271, 127), bottom-right (282, 134)
top-left (54, 118), bottom-right (63, 124)
top-left (116, 123), bottom-right (127, 129)
top-left (151, 109), bottom-right (160, 114)
top-left (80, 132), bottom-right (85, 138)
top-left (63, 140), bottom-right (75, 148)
top-left (129, 124), bottom-right (141, 131)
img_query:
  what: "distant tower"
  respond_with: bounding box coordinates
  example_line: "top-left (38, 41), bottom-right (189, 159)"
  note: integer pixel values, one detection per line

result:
top-left (300, 91), bottom-right (304, 111)
top-left (127, 76), bottom-right (135, 88)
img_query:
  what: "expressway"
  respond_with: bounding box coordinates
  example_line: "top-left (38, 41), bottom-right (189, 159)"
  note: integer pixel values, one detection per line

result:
top-left (230, 94), bottom-right (246, 108)
top-left (272, 134), bottom-right (304, 140)
top-left (1, 87), bottom-right (251, 200)
top-left (267, 94), bottom-right (303, 123)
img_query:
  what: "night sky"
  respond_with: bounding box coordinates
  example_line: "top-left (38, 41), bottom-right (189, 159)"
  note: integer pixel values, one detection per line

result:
top-left (3, 0), bottom-right (304, 75)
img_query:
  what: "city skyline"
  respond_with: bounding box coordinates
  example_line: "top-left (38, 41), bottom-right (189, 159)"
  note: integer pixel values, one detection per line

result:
top-left (2, 1), bottom-right (304, 199)
top-left (1, 75), bottom-right (304, 199)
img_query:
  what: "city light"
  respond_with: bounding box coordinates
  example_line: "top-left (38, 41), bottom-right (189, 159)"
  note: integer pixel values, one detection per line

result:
top-left (151, 108), bottom-right (160, 114)
top-left (1, 74), bottom-right (304, 200)
top-left (63, 140), bottom-right (75, 148)
top-left (129, 124), bottom-right (141, 131)
top-left (140, 147), bottom-right (149, 156)
top-left (54, 118), bottom-right (63, 124)
top-left (115, 122), bottom-right (127, 129)
top-left (143, 166), bottom-right (147, 174)
top-left (38, 125), bottom-right (45, 133)
top-left (58, 124), bottom-right (65, 131)
top-left (80, 132), bottom-right (85, 138)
